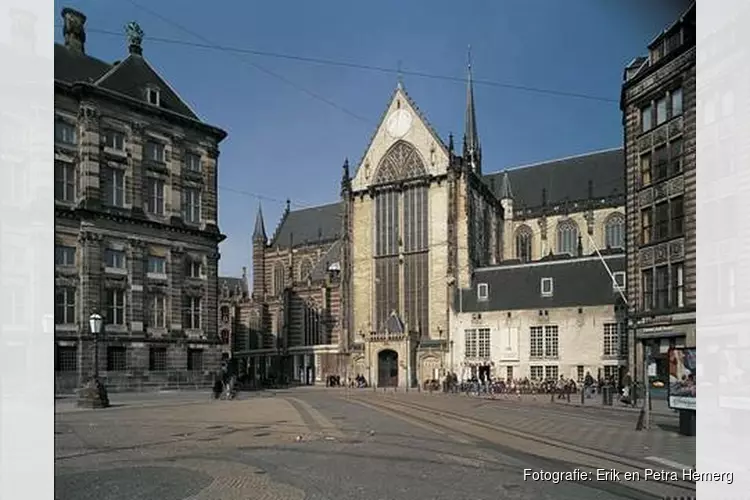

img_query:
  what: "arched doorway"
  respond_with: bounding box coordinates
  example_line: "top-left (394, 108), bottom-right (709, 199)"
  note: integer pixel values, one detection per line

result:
top-left (378, 349), bottom-right (399, 387)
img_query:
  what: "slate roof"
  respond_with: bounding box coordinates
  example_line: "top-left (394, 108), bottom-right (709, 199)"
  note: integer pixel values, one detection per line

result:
top-left (456, 253), bottom-right (625, 312)
top-left (270, 202), bottom-right (343, 248)
top-left (55, 42), bottom-right (199, 120)
top-left (219, 276), bottom-right (248, 298)
top-left (483, 148), bottom-right (625, 211)
top-left (309, 240), bottom-right (342, 281)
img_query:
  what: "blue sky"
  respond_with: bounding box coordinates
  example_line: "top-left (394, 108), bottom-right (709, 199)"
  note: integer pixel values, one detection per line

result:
top-left (54, 0), bottom-right (689, 276)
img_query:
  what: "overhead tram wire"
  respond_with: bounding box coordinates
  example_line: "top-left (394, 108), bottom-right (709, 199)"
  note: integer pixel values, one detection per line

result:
top-left (120, 0), bottom-right (374, 126)
top-left (67, 24), bottom-right (619, 105)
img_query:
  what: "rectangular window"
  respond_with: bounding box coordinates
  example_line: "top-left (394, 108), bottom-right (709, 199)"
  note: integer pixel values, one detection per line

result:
top-left (653, 145), bottom-right (668, 181)
top-left (184, 296), bottom-right (202, 329)
top-left (183, 188), bottom-right (201, 223)
top-left (529, 326), bottom-right (544, 358)
top-left (641, 104), bottom-right (652, 132)
top-left (669, 139), bottom-right (683, 175)
top-left (541, 278), bottom-right (554, 297)
top-left (577, 365), bottom-right (584, 383)
top-left (506, 366), bottom-right (513, 381)
top-left (672, 263), bottom-right (685, 308)
top-left (641, 269), bottom-right (654, 311)
top-left (106, 346), bottom-right (127, 371)
top-left (104, 167), bottom-right (125, 207)
top-left (146, 178), bottom-right (165, 215)
top-left (54, 287), bottom-right (76, 324)
top-left (150, 295), bottom-right (166, 328)
top-left (477, 328), bottom-right (490, 358)
top-left (603, 323), bottom-right (619, 356)
top-left (655, 266), bottom-right (669, 310)
top-left (671, 196), bottom-right (684, 236)
top-left (105, 289), bottom-right (125, 325)
top-left (613, 271), bottom-right (626, 291)
top-left (671, 87), bottom-right (683, 117)
top-left (54, 161), bottom-right (75, 201)
top-left (656, 96), bottom-right (668, 125)
top-left (477, 283), bottom-right (489, 301)
top-left (149, 347), bottom-right (167, 371)
top-left (55, 245), bottom-right (76, 266)
top-left (148, 256), bottom-right (166, 275)
top-left (640, 208), bottom-right (653, 245)
top-left (639, 154), bottom-right (652, 186)
top-left (464, 329), bottom-right (477, 358)
top-left (544, 365), bottom-right (558, 380)
top-left (544, 325), bottom-right (559, 358)
top-left (187, 348), bottom-right (204, 371)
top-left (55, 345), bottom-right (78, 372)
top-left (655, 202), bottom-right (669, 240)
top-left (104, 249), bottom-right (126, 269)
top-left (185, 153), bottom-right (201, 172)
top-left (530, 366), bottom-right (544, 381)
top-left (188, 259), bottom-right (203, 278)
top-left (104, 130), bottom-right (125, 150)
top-left (144, 141), bottom-right (165, 162)
top-left (55, 120), bottom-right (76, 145)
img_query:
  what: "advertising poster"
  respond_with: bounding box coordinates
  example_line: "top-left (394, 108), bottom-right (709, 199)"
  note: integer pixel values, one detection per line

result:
top-left (668, 347), bottom-right (696, 410)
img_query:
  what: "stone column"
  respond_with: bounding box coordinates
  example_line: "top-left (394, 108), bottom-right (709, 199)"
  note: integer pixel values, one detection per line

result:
top-left (77, 102), bottom-right (101, 206)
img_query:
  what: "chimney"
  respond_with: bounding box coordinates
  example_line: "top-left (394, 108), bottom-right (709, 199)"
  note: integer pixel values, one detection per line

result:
top-left (10, 9), bottom-right (37, 55)
top-left (61, 8), bottom-right (86, 54)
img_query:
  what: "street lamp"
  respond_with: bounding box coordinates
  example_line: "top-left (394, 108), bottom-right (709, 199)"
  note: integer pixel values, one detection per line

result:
top-left (76, 313), bottom-right (109, 408)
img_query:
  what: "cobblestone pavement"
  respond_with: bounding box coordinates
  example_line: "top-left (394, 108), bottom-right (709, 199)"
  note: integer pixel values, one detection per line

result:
top-left (55, 388), bottom-right (693, 500)
top-left (358, 390), bottom-right (695, 469)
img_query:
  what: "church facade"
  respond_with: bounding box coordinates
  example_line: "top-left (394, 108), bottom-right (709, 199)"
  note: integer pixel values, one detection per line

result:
top-left (237, 69), bottom-right (626, 387)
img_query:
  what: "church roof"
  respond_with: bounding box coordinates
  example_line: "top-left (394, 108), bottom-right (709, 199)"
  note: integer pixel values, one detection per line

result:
top-left (269, 202), bottom-right (343, 248)
top-left (219, 276), bottom-right (248, 298)
top-left (456, 253), bottom-right (625, 312)
top-left (483, 147), bottom-right (624, 212)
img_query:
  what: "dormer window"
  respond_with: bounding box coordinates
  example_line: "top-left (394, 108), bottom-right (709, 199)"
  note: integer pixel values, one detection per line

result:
top-left (613, 272), bottom-right (626, 292)
top-left (477, 283), bottom-right (489, 301)
top-left (541, 278), bottom-right (554, 297)
top-left (146, 87), bottom-right (160, 106)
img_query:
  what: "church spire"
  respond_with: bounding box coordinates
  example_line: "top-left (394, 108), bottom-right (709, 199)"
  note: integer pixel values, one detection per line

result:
top-left (463, 46), bottom-right (481, 174)
top-left (252, 203), bottom-right (267, 243)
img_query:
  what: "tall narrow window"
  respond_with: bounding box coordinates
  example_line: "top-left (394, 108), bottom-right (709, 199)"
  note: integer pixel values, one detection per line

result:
top-left (298, 258), bottom-right (312, 282)
top-left (529, 326), bottom-right (543, 358)
top-left (464, 329), bottom-right (477, 358)
top-left (655, 202), bottom-right (669, 240)
top-left (672, 263), bottom-right (685, 308)
top-left (640, 154), bottom-right (652, 187)
top-left (403, 185), bottom-right (429, 336)
top-left (104, 168), bottom-right (125, 207)
top-left (55, 287), bottom-right (76, 324)
top-left (641, 208), bottom-right (653, 245)
top-left (556, 220), bottom-right (578, 256)
top-left (182, 188), bottom-right (201, 223)
top-left (655, 266), bottom-right (669, 310)
top-left (669, 138), bottom-right (683, 175)
top-left (656, 96), bottom-right (668, 125)
top-left (273, 262), bottom-right (285, 295)
top-left (147, 178), bottom-right (165, 215)
top-left (303, 301), bottom-right (322, 345)
top-left (105, 289), bottom-right (125, 325)
top-left (184, 296), bottom-right (201, 329)
top-left (477, 328), bottom-right (490, 358)
top-left (604, 213), bottom-right (625, 249)
top-left (374, 189), bottom-right (400, 331)
top-left (641, 269), bottom-right (654, 311)
top-left (149, 295), bottom-right (166, 328)
top-left (641, 104), bottom-right (652, 132)
top-left (653, 145), bottom-right (668, 181)
top-left (544, 326), bottom-right (559, 358)
top-left (671, 196), bottom-right (685, 236)
top-left (55, 161), bottom-right (75, 202)
top-left (671, 87), bottom-right (683, 117)
top-left (515, 226), bottom-right (532, 262)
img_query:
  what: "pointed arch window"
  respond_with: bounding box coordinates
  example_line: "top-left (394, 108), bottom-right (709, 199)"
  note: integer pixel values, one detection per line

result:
top-left (373, 141), bottom-right (427, 185)
top-left (273, 262), bottom-right (285, 295)
top-left (556, 220), bottom-right (579, 256)
top-left (515, 225), bottom-right (533, 262)
top-left (604, 213), bottom-right (625, 249)
top-left (303, 300), bottom-right (322, 346)
top-left (298, 258), bottom-right (313, 282)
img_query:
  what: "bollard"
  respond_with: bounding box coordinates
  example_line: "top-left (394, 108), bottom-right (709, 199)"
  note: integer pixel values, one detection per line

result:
top-left (580, 387), bottom-right (585, 405)
top-left (566, 390), bottom-right (571, 403)
top-left (550, 391), bottom-right (555, 403)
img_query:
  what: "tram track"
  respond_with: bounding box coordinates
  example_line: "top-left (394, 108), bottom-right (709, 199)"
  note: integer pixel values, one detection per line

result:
top-left (344, 393), bottom-right (696, 499)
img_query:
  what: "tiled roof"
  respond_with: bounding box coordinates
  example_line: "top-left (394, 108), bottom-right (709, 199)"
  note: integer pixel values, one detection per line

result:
top-left (456, 253), bottom-right (625, 312)
top-left (483, 148), bottom-right (625, 211)
top-left (269, 202), bottom-right (343, 248)
top-left (309, 240), bottom-right (342, 281)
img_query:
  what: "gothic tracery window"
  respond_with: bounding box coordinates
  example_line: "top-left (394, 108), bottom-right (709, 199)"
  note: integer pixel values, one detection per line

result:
top-left (556, 220), bottom-right (579, 256)
top-left (604, 212), bottom-right (625, 249)
top-left (303, 300), bottom-right (322, 345)
top-left (515, 225), bottom-right (533, 262)
top-left (273, 262), bottom-right (285, 295)
top-left (373, 141), bottom-right (427, 185)
top-left (298, 258), bottom-right (312, 282)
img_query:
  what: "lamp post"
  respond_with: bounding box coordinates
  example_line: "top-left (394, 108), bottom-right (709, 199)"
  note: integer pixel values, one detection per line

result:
top-left (77, 312), bottom-right (109, 409)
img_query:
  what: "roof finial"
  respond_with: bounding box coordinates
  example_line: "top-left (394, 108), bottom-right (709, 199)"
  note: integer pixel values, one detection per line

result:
top-left (467, 44), bottom-right (472, 70)
top-left (125, 21), bottom-right (144, 56)
top-left (397, 60), bottom-right (403, 89)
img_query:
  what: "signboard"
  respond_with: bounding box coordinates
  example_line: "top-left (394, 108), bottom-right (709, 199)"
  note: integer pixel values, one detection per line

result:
top-left (647, 363), bottom-right (657, 377)
top-left (668, 347), bottom-right (696, 411)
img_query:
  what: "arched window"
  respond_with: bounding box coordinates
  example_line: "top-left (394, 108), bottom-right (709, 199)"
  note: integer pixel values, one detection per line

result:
top-left (303, 300), bottom-right (322, 346)
top-left (298, 258), bottom-right (312, 282)
top-left (556, 220), bottom-right (579, 256)
top-left (604, 213), bottom-right (625, 249)
top-left (515, 225), bottom-right (533, 262)
top-left (273, 262), bottom-right (285, 295)
top-left (220, 306), bottom-right (230, 324)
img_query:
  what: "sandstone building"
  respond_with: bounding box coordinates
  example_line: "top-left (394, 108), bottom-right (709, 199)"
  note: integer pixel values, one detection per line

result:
top-left (54, 8), bottom-right (227, 392)
top-left (241, 68), bottom-right (627, 387)
top-left (620, 3), bottom-right (696, 383)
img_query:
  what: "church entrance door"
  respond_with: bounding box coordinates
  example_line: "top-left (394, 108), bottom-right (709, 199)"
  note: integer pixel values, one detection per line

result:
top-left (378, 350), bottom-right (399, 387)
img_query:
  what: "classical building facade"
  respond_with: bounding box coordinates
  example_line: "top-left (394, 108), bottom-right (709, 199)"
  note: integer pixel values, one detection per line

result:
top-left (241, 66), bottom-right (626, 387)
top-left (54, 8), bottom-right (227, 392)
top-left (620, 3), bottom-right (696, 383)
top-left (453, 254), bottom-right (627, 384)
